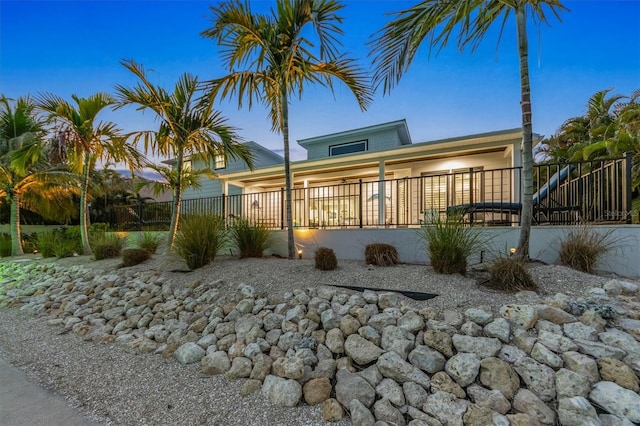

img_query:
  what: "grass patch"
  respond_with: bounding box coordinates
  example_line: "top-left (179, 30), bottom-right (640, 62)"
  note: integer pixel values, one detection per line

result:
top-left (137, 232), bottom-right (163, 254)
top-left (91, 233), bottom-right (126, 260)
top-left (364, 243), bottom-right (399, 266)
top-left (314, 247), bottom-right (337, 271)
top-left (484, 256), bottom-right (537, 293)
top-left (559, 226), bottom-right (618, 274)
top-left (121, 248), bottom-right (151, 267)
top-left (230, 218), bottom-right (273, 258)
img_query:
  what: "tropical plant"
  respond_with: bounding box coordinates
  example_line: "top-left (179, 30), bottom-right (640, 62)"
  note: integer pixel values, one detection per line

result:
top-left (137, 231), bottom-right (163, 254)
top-left (115, 59), bottom-right (253, 251)
top-left (0, 96), bottom-right (78, 255)
top-left (558, 225), bottom-right (618, 274)
top-left (230, 218), bottom-right (273, 258)
top-left (418, 214), bottom-right (485, 274)
top-left (485, 255), bottom-right (537, 292)
top-left (201, 0), bottom-right (373, 259)
top-left (36, 93), bottom-right (143, 255)
top-left (173, 214), bottom-right (227, 269)
top-left (90, 232), bottom-right (126, 260)
top-left (369, 0), bottom-right (566, 259)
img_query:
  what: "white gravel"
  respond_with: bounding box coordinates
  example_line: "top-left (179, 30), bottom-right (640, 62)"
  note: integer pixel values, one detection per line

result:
top-left (0, 254), bottom-right (628, 425)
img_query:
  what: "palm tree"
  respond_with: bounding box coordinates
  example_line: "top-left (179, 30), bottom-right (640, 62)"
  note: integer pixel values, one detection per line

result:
top-left (115, 59), bottom-right (254, 250)
top-left (36, 93), bottom-right (143, 255)
top-left (201, 0), bottom-right (373, 259)
top-left (0, 96), bottom-right (78, 255)
top-left (369, 0), bottom-right (565, 259)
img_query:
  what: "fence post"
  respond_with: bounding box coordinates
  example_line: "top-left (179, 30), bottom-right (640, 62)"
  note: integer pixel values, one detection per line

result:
top-left (624, 152), bottom-right (632, 224)
top-left (137, 202), bottom-right (142, 231)
top-left (280, 188), bottom-right (285, 230)
top-left (359, 179), bottom-right (363, 228)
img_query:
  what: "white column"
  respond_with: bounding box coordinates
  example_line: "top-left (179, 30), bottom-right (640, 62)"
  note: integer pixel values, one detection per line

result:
top-left (378, 160), bottom-right (386, 226)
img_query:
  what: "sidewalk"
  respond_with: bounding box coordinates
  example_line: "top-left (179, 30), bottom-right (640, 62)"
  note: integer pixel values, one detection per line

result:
top-left (0, 358), bottom-right (101, 426)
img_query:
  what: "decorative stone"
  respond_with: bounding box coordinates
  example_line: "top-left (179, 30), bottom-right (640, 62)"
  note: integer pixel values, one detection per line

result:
top-left (513, 357), bottom-right (556, 402)
top-left (599, 329), bottom-right (640, 354)
top-left (538, 330), bottom-right (578, 353)
top-left (398, 311), bottom-right (426, 333)
top-left (464, 308), bottom-right (493, 326)
top-left (335, 368), bottom-right (376, 408)
top-left (174, 342), bottom-right (205, 364)
top-left (381, 325), bottom-right (415, 360)
top-left (377, 351), bottom-right (431, 389)
top-left (408, 345), bottom-right (446, 374)
top-left (463, 404), bottom-right (509, 426)
top-left (350, 399), bottom-right (376, 426)
top-left (201, 351), bottom-right (231, 375)
top-left (445, 352), bottom-right (480, 387)
top-left (531, 342), bottom-right (563, 368)
top-left (557, 397), bottom-right (601, 426)
top-left (262, 375), bottom-right (302, 407)
top-left (512, 389), bottom-right (556, 425)
top-left (589, 381), bottom-right (640, 423)
top-left (423, 329), bottom-right (454, 357)
top-left (461, 321), bottom-right (483, 337)
top-left (423, 391), bottom-right (469, 426)
top-left (225, 356), bottom-right (252, 379)
top-left (479, 357), bottom-right (520, 400)
top-left (483, 318), bottom-right (511, 343)
top-left (375, 378), bottom-right (406, 407)
top-left (303, 377), bottom-right (332, 405)
top-left (322, 398), bottom-right (344, 422)
top-left (344, 334), bottom-right (383, 365)
top-left (563, 351), bottom-right (600, 383)
top-left (597, 357), bottom-right (640, 392)
top-left (403, 382), bottom-right (429, 408)
top-left (563, 322), bottom-right (598, 341)
top-left (374, 398), bottom-right (406, 426)
top-left (535, 305), bottom-right (577, 324)
top-left (573, 339), bottom-right (626, 360)
top-left (272, 355), bottom-right (304, 380)
top-left (555, 368), bottom-right (591, 399)
top-left (249, 353), bottom-right (272, 381)
top-left (325, 328), bottom-right (345, 354)
top-left (430, 371), bottom-right (466, 399)
top-left (500, 304), bottom-right (538, 329)
top-left (451, 334), bottom-right (501, 359)
top-left (466, 384), bottom-right (510, 415)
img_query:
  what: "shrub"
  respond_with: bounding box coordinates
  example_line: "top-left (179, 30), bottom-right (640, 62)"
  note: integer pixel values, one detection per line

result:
top-left (37, 231), bottom-right (58, 258)
top-left (35, 229), bottom-right (78, 258)
top-left (91, 233), bottom-right (126, 260)
top-left (484, 256), bottom-right (537, 293)
top-left (173, 214), bottom-right (227, 270)
top-left (21, 233), bottom-right (37, 254)
top-left (231, 218), bottom-right (273, 258)
top-left (417, 214), bottom-right (485, 274)
top-left (137, 232), bottom-right (163, 254)
top-left (365, 243), bottom-right (399, 266)
top-left (559, 226), bottom-right (617, 274)
top-left (121, 248), bottom-right (151, 267)
top-left (315, 247), bottom-right (337, 271)
top-left (0, 234), bottom-right (11, 257)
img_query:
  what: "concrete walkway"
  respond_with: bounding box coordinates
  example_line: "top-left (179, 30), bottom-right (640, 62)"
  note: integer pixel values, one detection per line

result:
top-left (0, 358), bottom-right (100, 426)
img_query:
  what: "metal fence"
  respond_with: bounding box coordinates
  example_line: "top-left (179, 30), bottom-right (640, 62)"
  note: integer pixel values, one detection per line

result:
top-left (109, 155), bottom-right (632, 231)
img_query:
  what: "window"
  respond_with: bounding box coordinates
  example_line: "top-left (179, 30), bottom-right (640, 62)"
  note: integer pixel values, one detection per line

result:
top-left (214, 155), bottom-right (226, 170)
top-left (329, 140), bottom-right (367, 156)
top-left (422, 167), bottom-right (483, 214)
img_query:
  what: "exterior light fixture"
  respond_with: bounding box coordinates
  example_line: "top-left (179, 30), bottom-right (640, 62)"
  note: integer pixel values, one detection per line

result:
top-left (298, 249), bottom-right (303, 259)
top-left (509, 247), bottom-right (517, 256)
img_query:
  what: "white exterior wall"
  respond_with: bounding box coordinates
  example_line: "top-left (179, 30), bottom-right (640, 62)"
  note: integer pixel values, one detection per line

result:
top-left (265, 225), bottom-right (640, 278)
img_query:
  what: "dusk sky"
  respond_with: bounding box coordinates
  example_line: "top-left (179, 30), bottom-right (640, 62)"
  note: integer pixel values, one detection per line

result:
top-left (1, 0), bottom-right (639, 162)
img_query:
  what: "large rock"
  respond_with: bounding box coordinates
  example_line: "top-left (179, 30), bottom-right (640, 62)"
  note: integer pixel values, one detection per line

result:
top-left (344, 334), bottom-right (383, 365)
top-left (350, 399), bottom-right (376, 426)
top-left (272, 355), bottom-right (304, 380)
top-left (374, 398), bottom-right (406, 426)
top-left (430, 371), bottom-right (466, 399)
top-left (225, 357), bottom-right (252, 379)
top-left (335, 368), bottom-right (376, 408)
top-left (555, 368), bottom-right (591, 399)
top-left (597, 357), bottom-right (639, 392)
top-left (557, 397), bottom-right (602, 426)
top-left (452, 334), bottom-right (501, 359)
top-left (467, 384), bottom-right (511, 415)
top-left (403, 381), bottom-right (429, 408)
top-left (262, 375), bottom-right (302, 407)
top-left (483, 318), bottom-right (511, 343)
top-left (375, 378), bottom-right (406, 407)
top-left (325, 328), bottom-right (345, 354)
top-left (531, 342), bottom-right (563, 368)
top-left (322, 398), bottom-right (344, 422)
top-left (463, 404), bottom-right (509, 426)
top-left (574, 339), bottom-right (626, 360)
top-left (479, 357), bottom-right (520, 400)
top-left (536, 305), bottom-right (577, 324)
top-left (589, 381), bottom-right (640, 423)
top-left (563, 351), bottom-right (600, 383)
top-left (500, 304), bottom-right (538, 329)
top-left (398, 311), bottom-right (426, 333)
top-left (408, 345), bottom-right (446, 374)
top-left (377, 351), bottom-right (431, 389)
top-left (563, 322), bottom-right (599, 341)
top-left (303, 377), bottom-right (331, 405)
top-left (512, 389), bottom-right (556, 425)
top-left (381, 325), bottom-right (415, 359)
top-left (464, 308), bottom-right (493, 326)
top-left (538, 330), bottom-right (579, 353)
top-left (514, 357), bottom-right (556, 402)
top-left (174, 342), bottom-right (205, 364)
top-left (598, 328), bottom-right (640, 354)
top-left (423, 329), bottom-right (454, 357)
top-left (445, 352), bottom-right (480, 387)
top-left (423, 391), bottom-right (469, 426)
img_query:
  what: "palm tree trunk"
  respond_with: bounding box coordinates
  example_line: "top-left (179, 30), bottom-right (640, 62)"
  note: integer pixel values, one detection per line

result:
top-left (10, 192), bottom-right (24, 256)
top-left (515, 2), bottom-right (533, 260)
top-left (281, 85), bottom-right (296, 259)
top-left (167, 151), bottom-right (184, 252)
top-left (80, 152), bottom-right (92, 255)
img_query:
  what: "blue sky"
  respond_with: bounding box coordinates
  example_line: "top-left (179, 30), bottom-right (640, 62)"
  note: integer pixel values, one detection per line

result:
top-left (1, 0), bottom-right (639, 162)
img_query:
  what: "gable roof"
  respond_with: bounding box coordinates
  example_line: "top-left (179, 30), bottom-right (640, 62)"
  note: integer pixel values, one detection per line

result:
top-left (298, 119), bottom-right (411, 148)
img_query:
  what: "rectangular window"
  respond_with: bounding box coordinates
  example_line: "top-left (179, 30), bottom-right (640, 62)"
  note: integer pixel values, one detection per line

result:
top-left (329, 140), bottom-right (367, 156)
top-left (421, 167), bottom-right (483, 215)
top-left (214, 155), bottom-right (226, 170)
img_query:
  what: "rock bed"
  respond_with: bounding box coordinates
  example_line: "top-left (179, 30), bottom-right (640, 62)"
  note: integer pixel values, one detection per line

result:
top-left (0, 260), bottom-right (639, 425)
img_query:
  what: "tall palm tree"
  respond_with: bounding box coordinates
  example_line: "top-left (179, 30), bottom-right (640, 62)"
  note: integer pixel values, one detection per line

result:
top-left (369, 0), bottom-right (565, 259)
top-left (115, 59), bottom-right (254, 250)
top-left (36, 93), bottom-right (142, 255)
top-left (201, 0), bottom-right (373, 259)
top-left (0, 96), bottom-right (78, 255)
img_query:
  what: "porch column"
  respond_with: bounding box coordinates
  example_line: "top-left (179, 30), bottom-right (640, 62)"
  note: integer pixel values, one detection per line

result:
top-left (513, 143), bottom-right (523, 204)
top-left (378, 160), bottom-right (386, 227)
top-left (303, 179), bottom-right (309, 227)
top-left (222, 180), bottom-right (229, 221)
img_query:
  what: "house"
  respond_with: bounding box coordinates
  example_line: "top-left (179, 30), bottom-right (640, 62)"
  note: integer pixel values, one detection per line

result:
top-left (181, 119), bottom-right (535, 227)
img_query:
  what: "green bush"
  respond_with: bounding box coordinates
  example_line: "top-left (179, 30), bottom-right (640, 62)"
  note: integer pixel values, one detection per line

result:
top-left (315, 247), bottom-right (338, 271)
top-left (37, 231), bottom-right (58, 258)
top-left (122, 248), bottom-right (151, 267)
top-left (173, 214), bottom-right (227, 270)
top-left (91, 233), bottom-right (126, 260)
top-left (365, 243), bottom-right (399, 266)
top-left (36, 228), bottom-right (79, 258)
top-left (0, 234), bottom-right (11, 257)
top-left (231, 218), bottom-right (273, 258)
top-left (485, 256), bottom-right (537, 293)
top-left (418, 214), bottom-right (485, 274)
top-left (89, 222), bottom-right (111, 234)
top-left (137, 232), bottom-right (163, 254)
top-left (559, 226), bottom-right (617, 274)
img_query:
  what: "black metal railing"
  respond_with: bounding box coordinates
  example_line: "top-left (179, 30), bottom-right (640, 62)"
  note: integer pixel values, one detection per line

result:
top-left (109, 155), bottom-right (632, 231)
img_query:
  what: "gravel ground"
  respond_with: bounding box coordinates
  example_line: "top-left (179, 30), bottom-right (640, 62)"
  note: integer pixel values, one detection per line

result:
top-left (0, 254), bottom-right (630, 425)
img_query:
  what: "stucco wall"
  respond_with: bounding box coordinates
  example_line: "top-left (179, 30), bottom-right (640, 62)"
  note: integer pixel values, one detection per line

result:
top-left (266, 225), bottom-right (640, 278)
